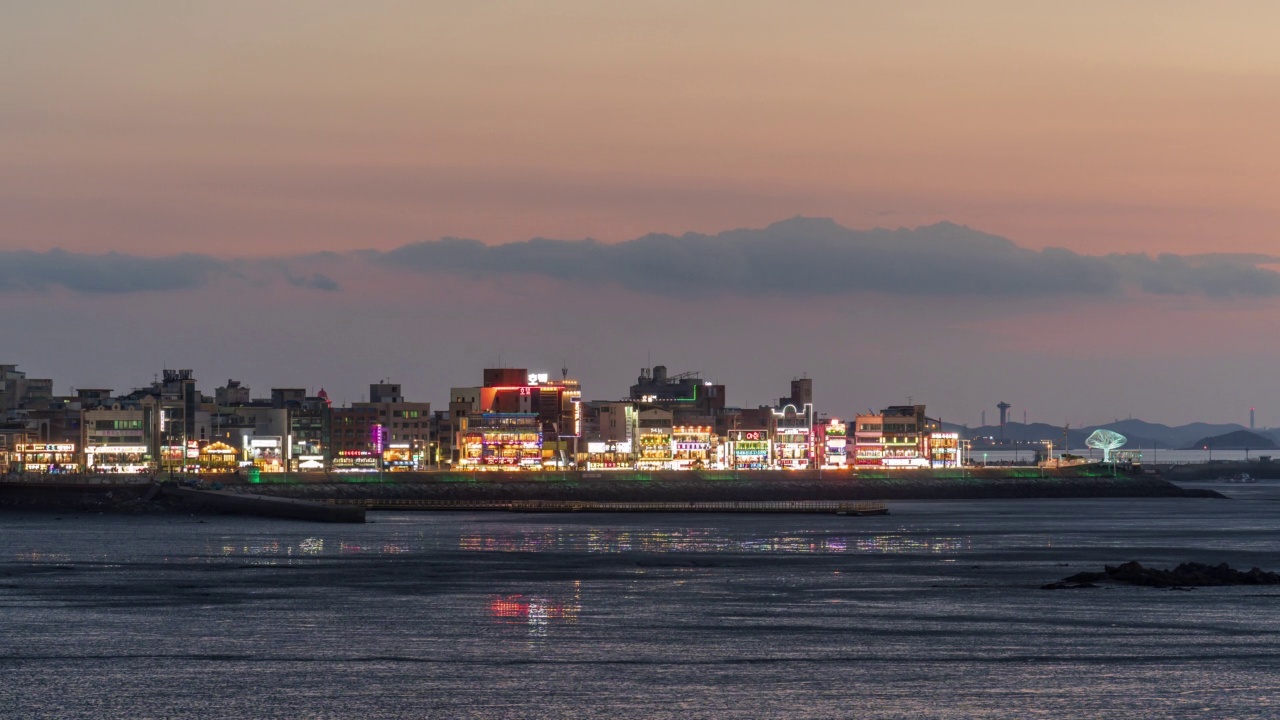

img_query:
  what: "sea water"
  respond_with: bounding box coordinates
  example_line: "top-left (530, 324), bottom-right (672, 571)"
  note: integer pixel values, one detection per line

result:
top-left (3, 483), bottom-right (1280, 719)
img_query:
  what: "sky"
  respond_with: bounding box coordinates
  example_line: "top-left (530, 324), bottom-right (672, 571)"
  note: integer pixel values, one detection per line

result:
top-left (3, 1), bottom-right (1279, 427)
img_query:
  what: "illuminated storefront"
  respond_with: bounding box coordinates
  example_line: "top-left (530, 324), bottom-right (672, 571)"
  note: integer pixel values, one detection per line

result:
top-left (773, 427), bottom-right (812, 469)
top-left (585, 440), bottom-right (633, 470)
top-left (637, 428), bottom-right (673, 469)
top-left (772, 403), bottom-right (814, 470)
top-left (821, 419), bottom-right (848, 469)
top-left (853, 414), bottom-right (884, 467)
top-left (12, 444), bottom-right (80, 474)
top-left (85, 445), bottom-right (151, 473)
top-left (332, 450), bottom-right (379, 472)
top-left (460, 414), bottom-right (542, 469)
top-left (244, 437), bottom-right (285, 472)
top-left (672, 426), bottom-right (713, 470)
top-left (731, 430), bottom-right (770, 470)
top-left (196, 442), bottom-right (239, 472)
top-left (382, 443), bottom-right (414, 471)
top-left (296, 454), bottom-right (326, 471)
top-left (928, 432), bottom-right (961, 468)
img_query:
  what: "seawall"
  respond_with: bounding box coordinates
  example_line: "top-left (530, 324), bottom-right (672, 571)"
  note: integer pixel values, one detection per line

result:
top-left (160, 486), bottom-right (365, 523)
top-left (222, 469), bottom-right (1219, 503)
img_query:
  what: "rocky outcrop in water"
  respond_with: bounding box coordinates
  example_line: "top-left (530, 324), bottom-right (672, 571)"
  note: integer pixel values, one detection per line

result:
top-left (1042, 561), bottom-right (1280, 590)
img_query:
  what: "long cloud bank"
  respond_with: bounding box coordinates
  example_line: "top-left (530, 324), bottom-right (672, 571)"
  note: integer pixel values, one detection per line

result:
top-left (4, 218), bottom-right (1279, 298)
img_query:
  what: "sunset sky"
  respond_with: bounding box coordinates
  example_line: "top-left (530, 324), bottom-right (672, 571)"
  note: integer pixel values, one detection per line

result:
top-left (3, 2), bottom-right (1279, 426)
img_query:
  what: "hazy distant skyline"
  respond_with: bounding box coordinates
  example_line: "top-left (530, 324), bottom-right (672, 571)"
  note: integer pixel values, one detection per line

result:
top-left (3, 3), bottom-right (1279, 426)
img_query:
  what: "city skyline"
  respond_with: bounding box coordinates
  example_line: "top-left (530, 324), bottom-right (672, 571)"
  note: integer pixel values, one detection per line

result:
top-left (4, 3), bottom-right (1280, 427)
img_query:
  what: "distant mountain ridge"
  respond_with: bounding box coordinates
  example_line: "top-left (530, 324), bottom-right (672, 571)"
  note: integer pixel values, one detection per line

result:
top-left (944, 419), bottom-right (1273, 449)
top-left (1180, 430), bottom-right (1277, 451)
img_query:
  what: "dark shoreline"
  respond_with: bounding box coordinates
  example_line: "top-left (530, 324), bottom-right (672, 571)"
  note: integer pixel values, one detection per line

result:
top-left (0, 471), bottom-right (1222, 516)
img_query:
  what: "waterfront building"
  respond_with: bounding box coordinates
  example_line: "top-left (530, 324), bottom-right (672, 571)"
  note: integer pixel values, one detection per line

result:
top-left (328, 405), bottom-right (382, 472)
top-left (818, 418), bottom-right (849, 469)
top-left (82, 400), bottom-right (157, 473)
top-left (729, 428), bottom-right (771, 469)
top-left (10, 442), bottom-right (80, 473)
top-left (772, 403), bottom-right (815, 469)
top-left (636, 407), bottom-right (674, 469)
top-left (0, 427), bottom-right (35, 473)
top-left (581, 401), bottom-right (638, 469)
top-left (672, 424), bottom-right (715, 469)
top-left (460, 413), bottom-right (542, 468)
top-left (272, 388), bottom-right (329, 471)
top-left (451, 369), bottom-right (580, 468)
top-left (853, 412), bottom-right (884, 466)
top-left (853, 405), bottom-right (946, 468)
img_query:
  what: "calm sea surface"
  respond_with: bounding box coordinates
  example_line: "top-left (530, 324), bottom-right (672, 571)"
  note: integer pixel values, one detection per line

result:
top-left (3, 482), bottom-right (1280, 719)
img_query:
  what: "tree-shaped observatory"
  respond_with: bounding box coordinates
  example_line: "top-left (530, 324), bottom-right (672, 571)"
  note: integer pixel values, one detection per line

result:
top-left (1085, 429), bottom-right (1127, 462)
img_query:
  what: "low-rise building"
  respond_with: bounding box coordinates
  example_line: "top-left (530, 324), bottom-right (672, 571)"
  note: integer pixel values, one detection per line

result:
top-left (460, 413), bottom-right (542, 468)
top-left (636, 407), bottom-right (674, 469)
top-left (82, 400), bottom-right (157, 473)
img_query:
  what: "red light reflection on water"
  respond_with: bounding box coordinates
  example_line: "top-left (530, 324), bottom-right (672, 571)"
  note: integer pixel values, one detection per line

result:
top-left (489, 582), bottom-right (581, 629)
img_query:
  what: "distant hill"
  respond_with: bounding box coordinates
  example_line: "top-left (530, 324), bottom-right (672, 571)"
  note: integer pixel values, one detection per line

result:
top-left (947, 419), bottom-right (1259, 450)
top-left (1181, 430), bottom-right (1277, 451)
top-left (1101, 419), bottom-right (1249, 448)
top-left (949, 422), bottom-right (1155, 449)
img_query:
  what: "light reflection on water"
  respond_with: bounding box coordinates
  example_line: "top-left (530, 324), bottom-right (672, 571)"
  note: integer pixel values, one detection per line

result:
top-left (5, 491), bottom-right (1280, 719)
top-left (458, 528), bottom-right (970, 555)
top-left (490, 581), bottom-right (583, 640)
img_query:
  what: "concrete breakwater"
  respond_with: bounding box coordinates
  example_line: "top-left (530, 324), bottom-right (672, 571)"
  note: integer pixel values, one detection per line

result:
top-left (223, 470), bottom-right (1220, 504)
top-left (1, 469), bottom-right (1219, 517)
top-left (0, 480), bottom-right (365, 522)
top-left (161, 486), bottom-right (365, 523)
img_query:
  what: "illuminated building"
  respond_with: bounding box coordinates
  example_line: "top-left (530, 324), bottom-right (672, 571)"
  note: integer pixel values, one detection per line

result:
top-left (196, 441), bottom-right (239, 472)
top-left (275, 388), bottom-right (329, 472)
top-left (452, 369), bottom-right (581, 468)
top-left (329, 406), bottom-right (381, 471)
top-left (768, 377), bottom-right (816, 469)
top-left (460, 413), bottom-right (542, 468)
top-left (771, 403), bottom-right (814, 469)
top-left (82, 401), bottom-right (157, 473)
top-left (0, 427), bottom-right (35, 473)
top-left (854, 405), bottom-right (943, 468)
top-left (819, 418), bottom-right (848, 469)
top-left (672, 425), bottom-right (714, 470)
top-left (11, 443), bottom-right (79, 473)
top-left (244, 436), bottom-right (285, 472)
top-left (853, 413), bottom-right (884, 466)
top-left (584, 440), bottom-right (633, 469)
top-left (730, 429), bottom-right (770, 469)
top-left (929, 432), bottom-right (962, 467)
top-left (382, 443), bottom-right (414, 470)
top-left (328, 382), bottom-right (429, 470)
top-left (636, 407), bottom-right (674, 469)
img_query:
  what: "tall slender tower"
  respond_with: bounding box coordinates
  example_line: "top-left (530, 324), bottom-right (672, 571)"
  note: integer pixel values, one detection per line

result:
top-left (1251, 407), bottom-right (1255, 431)
top-left (997, 401), bottom-right (1011, 440)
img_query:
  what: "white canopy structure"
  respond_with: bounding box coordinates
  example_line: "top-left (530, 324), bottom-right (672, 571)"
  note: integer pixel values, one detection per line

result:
top-left (1085, 429), bottom-right (1127, 462)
